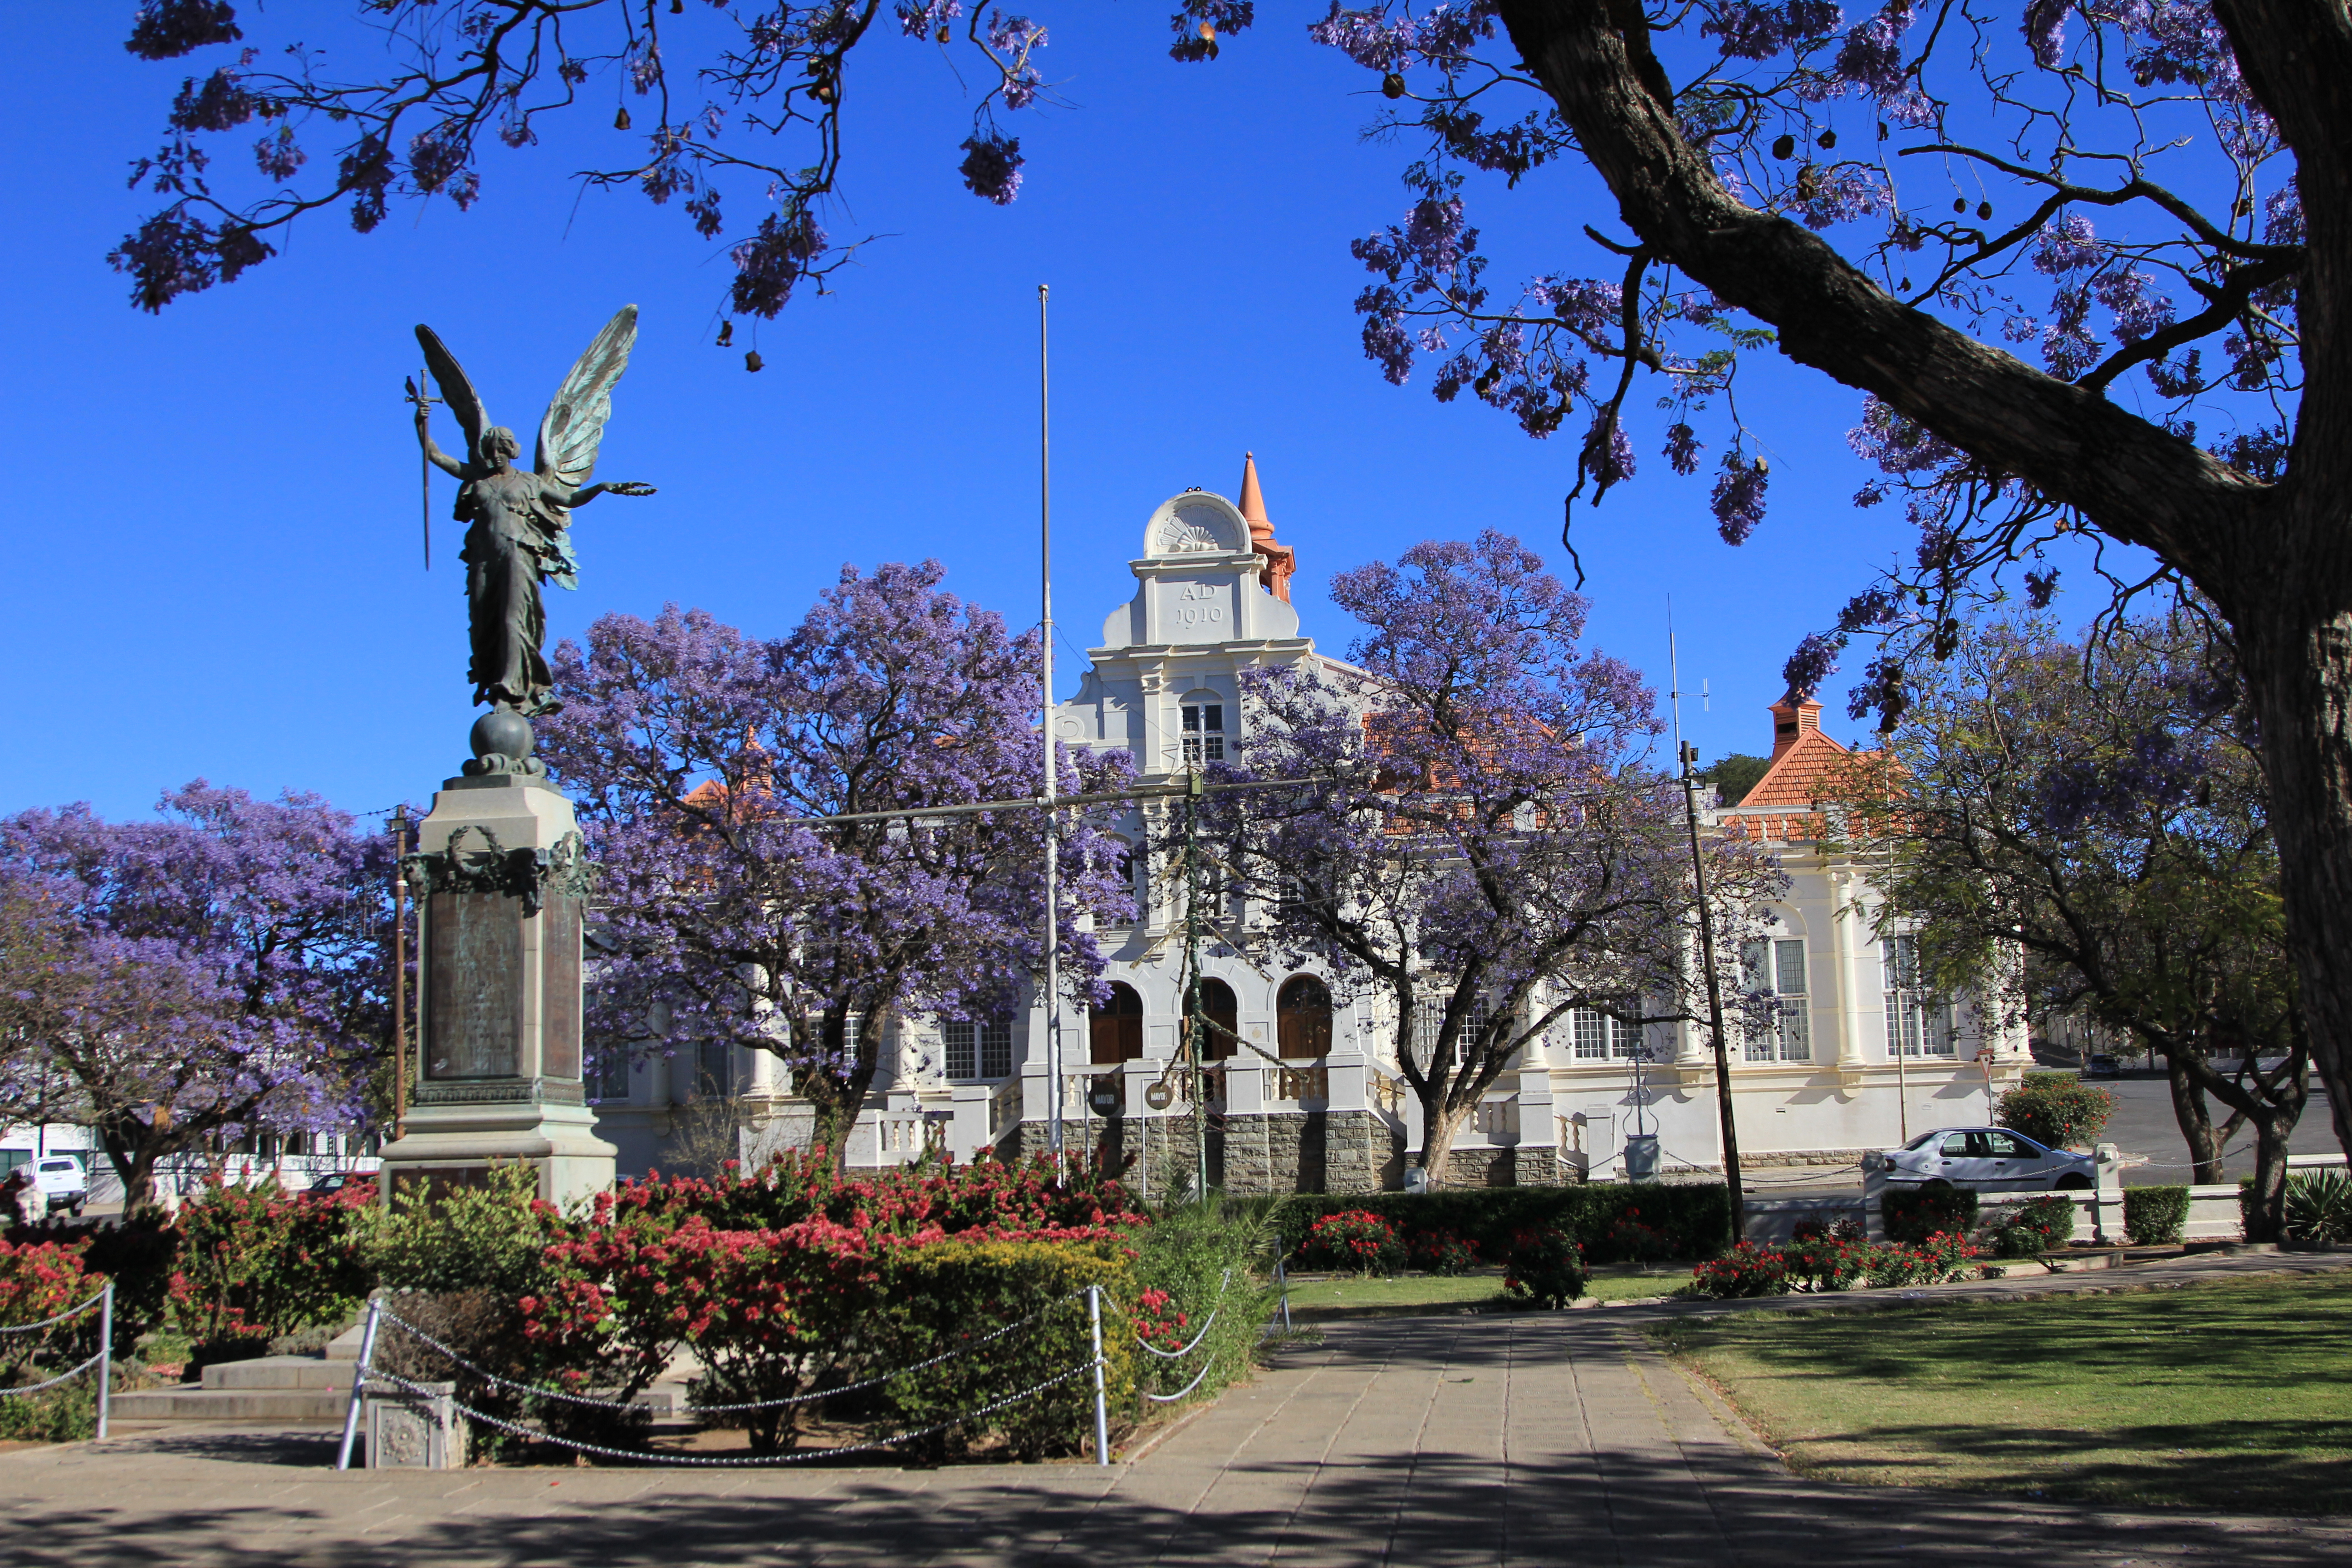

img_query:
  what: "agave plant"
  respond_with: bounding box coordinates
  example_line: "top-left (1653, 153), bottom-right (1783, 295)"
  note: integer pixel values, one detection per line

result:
top-left (2283, 1170), bottom-right (2352, 1247)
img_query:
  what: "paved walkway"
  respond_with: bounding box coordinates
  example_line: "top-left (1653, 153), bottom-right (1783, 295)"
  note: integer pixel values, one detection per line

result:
top-left (5, 1255), bottom-right (2348, 1566)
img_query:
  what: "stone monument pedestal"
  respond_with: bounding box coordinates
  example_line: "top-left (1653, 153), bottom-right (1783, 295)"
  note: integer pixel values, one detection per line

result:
top-left (376, 768), bottom-right (615, 1208)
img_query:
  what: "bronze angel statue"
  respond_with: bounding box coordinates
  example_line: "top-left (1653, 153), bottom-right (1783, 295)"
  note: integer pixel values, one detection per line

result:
top-left (413, 305), bottom-right (656, 730)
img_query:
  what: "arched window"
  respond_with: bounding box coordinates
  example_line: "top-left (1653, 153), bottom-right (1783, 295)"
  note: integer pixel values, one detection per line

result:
top-left (1196, 978), bottom-right (1239, 1062)
top-left (1181, 699), bottom-right (1225, 763)
top-left (1277, 975), bottom-right (1332, 1059)
top-left (1090, 982), bottom-right (1145, 1064)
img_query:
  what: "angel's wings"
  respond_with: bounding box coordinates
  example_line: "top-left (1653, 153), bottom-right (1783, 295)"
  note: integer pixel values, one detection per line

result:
top-left (536, 305), bottom-right (639, 490)
top-left (415, 324), bottom-right (490, 464)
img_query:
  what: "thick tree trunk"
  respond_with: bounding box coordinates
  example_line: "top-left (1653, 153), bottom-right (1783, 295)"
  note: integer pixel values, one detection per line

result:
top-left (2164, 1058), bottom-right (2228, 1185)
top-left (2245, 1115), bottom-right (2295, 1243)
top-left (2237, 617), bottom-right (2352, 1164)
top-left (1497, 0), bottom-right (2352, 1166)
top-left (1416, 1089), bottom-right (1473, 1189)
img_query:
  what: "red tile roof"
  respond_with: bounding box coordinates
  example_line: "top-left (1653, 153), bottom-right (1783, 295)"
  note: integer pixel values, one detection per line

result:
top-left (1722, 691), bottom-right (1877, 842)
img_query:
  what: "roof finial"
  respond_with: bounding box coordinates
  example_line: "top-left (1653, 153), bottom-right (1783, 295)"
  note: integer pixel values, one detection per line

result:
top-left (1238, 451), bottom-right (1295, 602)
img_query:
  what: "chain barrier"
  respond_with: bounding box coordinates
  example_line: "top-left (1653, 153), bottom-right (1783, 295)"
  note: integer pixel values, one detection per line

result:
top-left (0, 1281), bottom-right (114, 1439)
top-left (340, 1283), bottom-right (1117, 1471)
top-left (1132, 1269), bottom-right (1229, 1359)
top-left (0, 1287), bottom-right (110, 1336)
top-left (359, 1358), bottom-right (1099, 1469)
top-left (370, 1288), bottom-right (1083, 1415)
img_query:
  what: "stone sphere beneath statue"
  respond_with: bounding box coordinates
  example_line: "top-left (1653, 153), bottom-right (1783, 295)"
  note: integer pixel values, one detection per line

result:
top-left (471, 706), bottom-right (535, 765)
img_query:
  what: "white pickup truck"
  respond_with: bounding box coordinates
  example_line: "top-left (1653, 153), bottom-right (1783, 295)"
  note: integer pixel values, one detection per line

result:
top-left (28, 1155), bottom-right (89, 1216)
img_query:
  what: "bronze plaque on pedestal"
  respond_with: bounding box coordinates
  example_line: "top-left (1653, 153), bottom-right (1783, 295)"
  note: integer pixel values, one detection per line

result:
top-left (425, 890), bottom-right (524, 1078)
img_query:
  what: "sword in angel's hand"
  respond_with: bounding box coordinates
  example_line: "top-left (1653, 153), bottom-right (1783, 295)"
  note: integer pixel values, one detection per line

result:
top-left (404, 370), bottom-right (441, 570)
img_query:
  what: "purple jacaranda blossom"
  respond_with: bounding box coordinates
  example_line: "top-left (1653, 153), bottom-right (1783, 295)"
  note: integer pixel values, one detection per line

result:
top-left (1534, 276), bottom-right (1622, 340)
top-left (2093, 267), bottom-right (2175, 343)
top-left (2264, 184), bottom-right (2304, 245)
top-left (1666, 421), bottom-right (1704, 475)
top-left (897, 0), bottom-right (963, 36)
top-left (126, 0), bottom-right (240, 59)
top-left (1307, 0), bottom-right (1499, 72)
top-left (2034, 213), bottom-right (2102, 274)
top-left (2023, 0), bottom-right (2070, 65)
top-left (1784, 633), bottom-right (1842, 696)
top-left (729, 207), bottom-right (827, 318)
top-left (959, 131), bottom-right (1024, 203)
top-left (537, 565), bottom-right (1135, 1157)
top-left (1199, 530), bottom-right (1780, 1186)
top-left (1849, 396), bottom-right (1965, 476)
top-left (1794, 162), bottom-right (1891, 228)
top-left (1167, 2), bottom-right (1258, 62)
top-left (1706, 0), bottom-right (1844, 59)
top-left (1588, 412), bottom-right (1636, 488)
top-left (1833, 1), bottom-right (1917, 101)
top-left (1712, 452), bottom-right (1770, 543)
top-left (0, 783), bottom-right (390, 1207)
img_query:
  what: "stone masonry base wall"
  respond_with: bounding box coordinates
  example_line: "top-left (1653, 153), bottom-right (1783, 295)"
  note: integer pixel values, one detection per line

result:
top-left (1019, 1110), bottom-right (1405, 1196)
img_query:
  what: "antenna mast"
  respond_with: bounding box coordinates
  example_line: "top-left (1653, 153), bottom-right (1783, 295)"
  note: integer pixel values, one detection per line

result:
top-left (1039, 285), bottom-right (1063, 1169)
top-left (1670, 611), bottom-right (1744, 1247)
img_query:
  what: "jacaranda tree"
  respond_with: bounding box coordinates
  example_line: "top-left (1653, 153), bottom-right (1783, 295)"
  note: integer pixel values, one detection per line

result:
top-left (1199, 531), bottom-right (1780, 1184)
top-left (110, 3), bottom-right (2352, 1160)
top-left (1834, 611), bottom-right (2307, 1235)
top-left (0, 783), bottom-right (390, 1208)
top-left (535, 563), bottom-right (1135, 1158)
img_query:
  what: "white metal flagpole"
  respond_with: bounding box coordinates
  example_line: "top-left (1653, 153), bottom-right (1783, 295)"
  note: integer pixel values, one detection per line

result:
top-left (1039, 284), bottom-right (1063, 1169)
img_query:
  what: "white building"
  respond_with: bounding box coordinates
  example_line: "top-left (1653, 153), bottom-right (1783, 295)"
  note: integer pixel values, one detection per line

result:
top-left (596, 459), bottom-right (2029, 1190)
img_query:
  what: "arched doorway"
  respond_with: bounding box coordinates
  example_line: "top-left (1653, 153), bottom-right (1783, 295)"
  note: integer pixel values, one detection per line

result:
top-left (1277, 975), bottom-right (1332, 1059)
top-left (1196, 978), bottom-right (1239, 1061)
top-left (1090, 982), bottom-right (1144, 1064)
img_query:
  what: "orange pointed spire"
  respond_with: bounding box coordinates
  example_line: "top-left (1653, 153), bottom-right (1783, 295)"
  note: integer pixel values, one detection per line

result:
top-left (1238, 451), bottom-right (1295, 602)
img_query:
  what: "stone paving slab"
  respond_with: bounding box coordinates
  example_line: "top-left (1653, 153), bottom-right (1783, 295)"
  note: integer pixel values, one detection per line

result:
top-left (3, 1254), bottom-right (2347, 1565)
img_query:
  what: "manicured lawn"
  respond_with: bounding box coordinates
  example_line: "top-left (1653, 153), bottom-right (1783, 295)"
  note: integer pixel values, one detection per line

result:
top-left (1282, 1264), bottom-right (1692, 1321)
top-left (1657, 1273), bottom-right (2352, 1515)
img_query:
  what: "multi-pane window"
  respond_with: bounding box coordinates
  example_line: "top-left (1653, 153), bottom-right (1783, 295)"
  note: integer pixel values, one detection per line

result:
top-left (1882, 936), bottom-right (1956, 1056)
top-left (1414, 992), bottom-right (1492, 1066)
top-left (589, 1048), bottom-right (632, 1104)
top-left (1740, 938), bottom-right (1812, 1062)
top-left (1571, 1007), bottom-right (1640, 1060)
top-left (694, 1039), bottom-right (732, 1098)
top-left (1181, 701), bottom-right (1225, 763)
top-left (942, 1019), bottom-right (1013, 1081)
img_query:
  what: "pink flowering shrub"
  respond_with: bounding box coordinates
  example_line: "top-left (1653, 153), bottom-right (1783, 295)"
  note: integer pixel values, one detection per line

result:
top-left (1408, 1228), bottom-right (1481, 1275)
top-left (1690, 1240), bottom-right (1791, 1298)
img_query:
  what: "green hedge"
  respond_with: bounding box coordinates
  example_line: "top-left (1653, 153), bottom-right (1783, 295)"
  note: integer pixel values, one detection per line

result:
top-left (871, 1240), bottom-right (1136, 1462)
top-left (2123, 1185), bottom-right (2190, 1246)
top-left (1271, 1184), bottom-right (1730, 1265)
top-left (1882, 1184), bottom-right (1980, 1245)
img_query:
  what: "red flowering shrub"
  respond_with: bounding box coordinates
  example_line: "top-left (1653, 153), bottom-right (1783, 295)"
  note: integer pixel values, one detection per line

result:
top-left (1133, 1287), bottom-right (1191, 1352)
top-left (1690, 1241), bottom-right (1791, 1298)
top-left (1781, 1232), bottom-right (1872, 1292)
top-left (522, 1156), bottom-right (1151, 1456)
top-left (171, 1176), bottom-right (374, 1366)
top-left (1408, 1229), bottom-right (1481, 1275)
top-left (1503, 1227), bottom-right (1585, 1308)
top-left (1865, 1230), bottom-right (1980, 1287)
top-left (1299, 1210), bottom-right (1403, 1274)
top-left (0, 1239), bottom-right (96, 1381)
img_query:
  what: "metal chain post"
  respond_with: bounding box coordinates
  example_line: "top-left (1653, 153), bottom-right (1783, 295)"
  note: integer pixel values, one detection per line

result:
top-left (94, 1280), bottom-right (113, 1441)
top-left (335, 1297), bottom-right (384, 1471)
top-left (1088, 1283), bottom-right (1109, 1466)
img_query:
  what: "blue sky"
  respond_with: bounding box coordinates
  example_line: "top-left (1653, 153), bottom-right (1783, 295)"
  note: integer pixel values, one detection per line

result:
top-left (2, 9), bottom-right (2128, 827)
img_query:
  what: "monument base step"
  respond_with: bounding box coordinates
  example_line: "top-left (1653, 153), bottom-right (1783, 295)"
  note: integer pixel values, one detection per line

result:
top-left (110, 1387), bottom-right (350, 1421)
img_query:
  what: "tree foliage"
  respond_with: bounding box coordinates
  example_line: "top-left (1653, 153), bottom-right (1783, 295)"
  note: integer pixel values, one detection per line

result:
top-left (1834, 612), bottom-right (2308, 1233)
top-left (536, 564), bottom-right (1135, 1154)
top-left (1199, 531), bottom-right (1780, 1182)
top-left (0, 784), bottom-right (391, 1207)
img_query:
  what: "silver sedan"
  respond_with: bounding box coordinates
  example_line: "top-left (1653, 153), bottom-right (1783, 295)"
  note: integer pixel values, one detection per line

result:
top-left (1877, 1127), bottom-right (2096, 1191)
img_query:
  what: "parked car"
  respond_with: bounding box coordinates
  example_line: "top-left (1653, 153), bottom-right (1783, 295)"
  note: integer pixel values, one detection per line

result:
top-left (30, 1155), bottom-right (88, 1216)
top-left (2083, 1053), bottom-right (2122, 1078)
top-left (1878, 1127), bottom-right (2096, 1192)
top-left (304, 1170), bottom-right (372, 1198)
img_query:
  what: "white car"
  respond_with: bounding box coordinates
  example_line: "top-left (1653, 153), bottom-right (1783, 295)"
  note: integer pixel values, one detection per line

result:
top-left (30, 1156), bottom-right (88, 1216)
top-left (1877, 1127), bottom-right (2095, 1192)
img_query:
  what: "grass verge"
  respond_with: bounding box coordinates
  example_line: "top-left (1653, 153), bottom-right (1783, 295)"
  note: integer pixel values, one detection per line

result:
top-left (1281, 1264), bottom-right (1692, 1321)
top-left (1655, 1272), bottom-right (2352, 1515)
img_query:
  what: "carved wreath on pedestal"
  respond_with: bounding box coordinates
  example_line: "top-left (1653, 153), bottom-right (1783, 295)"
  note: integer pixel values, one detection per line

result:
top-left (401, 827), bottom-right (597, 916)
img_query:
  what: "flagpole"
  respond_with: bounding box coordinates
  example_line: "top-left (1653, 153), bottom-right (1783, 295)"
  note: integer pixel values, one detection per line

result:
top-left (1039, 284), bottom-right (1063, 1170)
